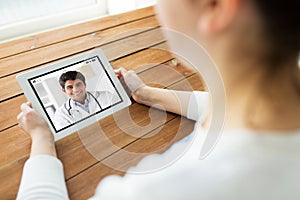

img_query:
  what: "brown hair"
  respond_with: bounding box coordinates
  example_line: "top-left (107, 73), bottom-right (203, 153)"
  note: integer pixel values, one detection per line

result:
top-left (245, 1), bottom-right (300, 129)
top-left (59, 71), bottom-right (86, 89)
top-left (254, 1), bottom-right (300, 66)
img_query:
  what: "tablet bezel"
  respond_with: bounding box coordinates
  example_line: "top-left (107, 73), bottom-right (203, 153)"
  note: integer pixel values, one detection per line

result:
top-left (17, 49), bottom-right (131, 141)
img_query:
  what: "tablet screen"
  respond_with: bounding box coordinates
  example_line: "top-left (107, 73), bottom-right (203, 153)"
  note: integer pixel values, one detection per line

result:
top-left (28, 55), bottom-right (123, 133)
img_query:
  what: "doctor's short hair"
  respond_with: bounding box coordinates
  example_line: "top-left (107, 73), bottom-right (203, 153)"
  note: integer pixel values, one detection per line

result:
top-left (59, 71), bottom-right (86, 89)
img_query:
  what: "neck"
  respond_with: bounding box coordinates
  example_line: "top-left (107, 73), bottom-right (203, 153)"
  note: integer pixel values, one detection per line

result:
top-left (221, 60), bottom-right (300, 131)
top-left (76, 93), bottom-right (87, 105)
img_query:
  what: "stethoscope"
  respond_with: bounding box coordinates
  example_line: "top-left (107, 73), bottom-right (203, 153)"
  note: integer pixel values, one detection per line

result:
top-left (66, 91), bottom-right (102, 116)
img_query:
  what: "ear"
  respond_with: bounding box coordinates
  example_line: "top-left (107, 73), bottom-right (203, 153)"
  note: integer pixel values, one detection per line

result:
top-left (62, 88), bottom-right (66, 93)
top-left (197, 0), bottom-right (240, 34)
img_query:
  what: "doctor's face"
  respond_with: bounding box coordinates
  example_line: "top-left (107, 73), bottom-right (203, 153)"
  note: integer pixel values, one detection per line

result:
top-left (62, 79), bottom-right (87, 104)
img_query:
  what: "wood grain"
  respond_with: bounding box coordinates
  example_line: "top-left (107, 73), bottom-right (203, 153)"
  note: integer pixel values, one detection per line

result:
top-left (67, 117), bottom-right (195, 200)
top-left (0, 7), bottom-right (155, 59)
top-left (0, 42), bottom-right (171, 102)
top-left (0, 18), bottom-right (161, 78)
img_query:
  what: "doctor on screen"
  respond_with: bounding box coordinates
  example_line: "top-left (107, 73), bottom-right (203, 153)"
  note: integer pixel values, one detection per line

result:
top-left (54, 71), bottom-right (119, 130)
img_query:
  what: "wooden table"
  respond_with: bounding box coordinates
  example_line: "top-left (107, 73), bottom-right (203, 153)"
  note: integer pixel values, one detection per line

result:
top-left (0, 6), bottom-right (205, 199)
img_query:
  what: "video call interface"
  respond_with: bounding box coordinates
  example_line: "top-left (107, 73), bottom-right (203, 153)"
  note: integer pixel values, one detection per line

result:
top-left (28, 56), bottom-right (123, 132)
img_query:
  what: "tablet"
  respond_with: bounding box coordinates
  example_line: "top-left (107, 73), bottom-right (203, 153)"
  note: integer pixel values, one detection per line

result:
top-left (17, 49), bottom-right (131, 141)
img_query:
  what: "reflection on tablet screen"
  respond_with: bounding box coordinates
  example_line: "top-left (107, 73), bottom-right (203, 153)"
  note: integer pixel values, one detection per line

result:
top-left (29, 56), bottom-right (123, 132)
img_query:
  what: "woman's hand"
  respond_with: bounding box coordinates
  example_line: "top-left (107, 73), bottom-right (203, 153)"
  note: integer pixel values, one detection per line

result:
top-left (115, 68), bottom-right (199, 118)
top-left (115, 68), bottom-right (148, 103)
top-left (17, 102), bottom-right (56, 157)
top-left (17, 102), bottom-right (53, 140)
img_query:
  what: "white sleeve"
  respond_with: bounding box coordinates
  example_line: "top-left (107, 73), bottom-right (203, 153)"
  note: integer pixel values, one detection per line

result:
top-left (17, 155), bottom-right (69, 200)
top-left (187, 91), bottom-right (209, 122)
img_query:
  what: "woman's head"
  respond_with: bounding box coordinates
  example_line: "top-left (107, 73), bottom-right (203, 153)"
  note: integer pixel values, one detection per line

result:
top-left (156, 0), bottom-right (299, 70)
top-left (156, 0), bottom-right (300, 130)
top-left (253, 0), bottom-right (300, 66)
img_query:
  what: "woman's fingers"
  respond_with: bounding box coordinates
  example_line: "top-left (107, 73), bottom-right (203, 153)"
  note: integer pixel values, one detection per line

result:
top-left (114, 67), bottom-right (127, 78)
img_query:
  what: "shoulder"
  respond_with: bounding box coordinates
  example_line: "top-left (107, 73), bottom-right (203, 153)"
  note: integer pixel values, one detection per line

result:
top-left (92, 129), bottom-right (300, 199)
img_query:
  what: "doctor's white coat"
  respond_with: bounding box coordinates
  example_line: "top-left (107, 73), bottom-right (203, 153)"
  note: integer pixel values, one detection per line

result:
top-left (54, 91), bottom-right (119, 130)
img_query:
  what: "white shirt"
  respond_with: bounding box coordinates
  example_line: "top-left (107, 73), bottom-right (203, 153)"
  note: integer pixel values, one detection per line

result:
top-left (17, 91), bottom-right (300, 199)
top-left (74, 97), bottom-right (90, 113)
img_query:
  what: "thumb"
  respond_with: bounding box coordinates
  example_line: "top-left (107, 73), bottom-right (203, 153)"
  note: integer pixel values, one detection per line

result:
top-left (119, 67), bottom-right (127, 77)
top-left (26, 102), bottom-right (33, 107)
top-left (123, 71), bottom-right (145, 93)
top-left (21, 102), bottom-right (33, 113)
